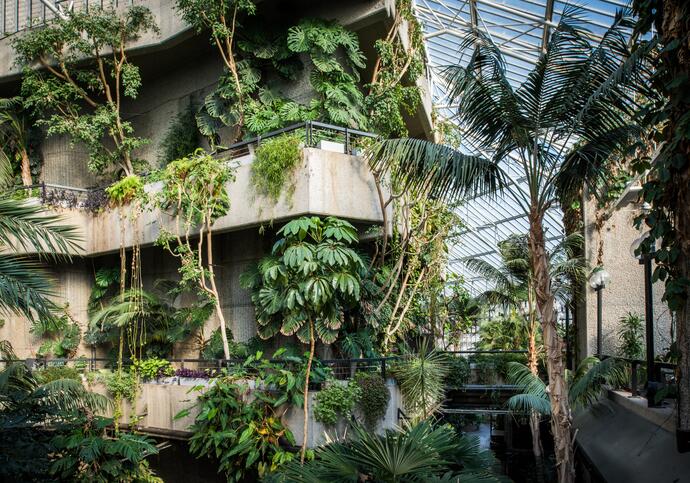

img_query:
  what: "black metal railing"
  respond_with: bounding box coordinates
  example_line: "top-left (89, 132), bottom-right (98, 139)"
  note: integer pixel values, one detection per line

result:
top-left (7, 121), bottom-right (377, 210)
top-left (598, 354), bottom-right (677, 402)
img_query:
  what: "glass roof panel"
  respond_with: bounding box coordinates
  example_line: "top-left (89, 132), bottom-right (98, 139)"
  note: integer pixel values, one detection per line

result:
top-left (413, 0), bottom-right (623, 294)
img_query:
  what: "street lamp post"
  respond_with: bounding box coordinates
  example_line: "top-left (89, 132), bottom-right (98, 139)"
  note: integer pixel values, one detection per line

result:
top-left (631, 230), bottom-right (661, 408)
top-left (589, 268), bottom-right (610, 356)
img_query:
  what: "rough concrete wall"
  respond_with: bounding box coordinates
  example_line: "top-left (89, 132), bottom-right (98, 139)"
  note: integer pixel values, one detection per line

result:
top-left (40, 135), bottom-right (99, 188)
top-left (0, 260), bottom-right (93, 359)
top-left (581, 192), bottom-right (673, 358)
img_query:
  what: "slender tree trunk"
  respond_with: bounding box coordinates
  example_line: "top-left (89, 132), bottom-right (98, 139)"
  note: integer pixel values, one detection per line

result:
top-left (301, 321), bottom-right (316, 464)
top-left (676, 168), bottom-right (690, 433)
top-left (529, 207), bottom-right (574, 483)
top-left (19, 148), bottom-right (32, 187)
top-left (206, 229), bottom-right (231, 360)
top-left (527, 286), bottom-right (545, 479)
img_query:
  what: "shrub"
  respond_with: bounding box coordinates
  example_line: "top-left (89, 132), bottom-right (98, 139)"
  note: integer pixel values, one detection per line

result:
top-left (444, 355), bottom-right (470, 389)
top-left (158, 102), bottom-right (199, 165)
top-left (251, 134), bottom-right (302, 204)
top-left (201, 328), bottom-right (248, 360)
top-left (132, 357), bottom-right (174, 380)
top-left (185, 378), bottom-right (295, 482)
top-left (34, 365), bottom-right (81, 384)
top-left (354, 372), bottom-right (390, 427)
top-left (618, 312), bottom-right (644, 359)
top-left (313, 381), bottom-right (362, 426)
top-left (103, 371), bottom-right (139, 404)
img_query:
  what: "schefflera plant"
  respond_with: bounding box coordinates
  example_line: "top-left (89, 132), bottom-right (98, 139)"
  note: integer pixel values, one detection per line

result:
top-left (241, 216), bottom-right (365, 462)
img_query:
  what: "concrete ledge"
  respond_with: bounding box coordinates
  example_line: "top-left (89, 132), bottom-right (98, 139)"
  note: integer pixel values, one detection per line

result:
top-left (608, 389), bottom-right (676, 432)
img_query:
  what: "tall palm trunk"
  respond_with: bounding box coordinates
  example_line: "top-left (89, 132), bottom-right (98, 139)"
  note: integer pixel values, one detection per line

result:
top-left (527, 286), bottom-right (545, 481)
top-left (20, 148), bottom-right (32, 187)
top-left (529, 206), bottom-right (574, 483)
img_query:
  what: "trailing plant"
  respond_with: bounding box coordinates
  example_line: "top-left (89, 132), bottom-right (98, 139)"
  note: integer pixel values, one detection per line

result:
top-left (251, 133), bottom-right (302, 204)
top-left (175, 367), bottom-right (214, 379)
top-left (632, 0), bottom-right (690, 435)
top-left (50, 414), bottom-right (161, 483)
top-left (13, 6), bottom-right (158, 176)
top-left (155, 149), bottom-right (236, 359)
top-left (313, 381), bottom-right (362, 427)
top-left (105, 174), bottom-right (147, 206)
top-left (268, 421), bottom-right (502, 482)
top-left (103, 370), bottom-right (139, 404)
top-left (183, 376), bottom-right (296, 482)
top-left (618, 312), bottom-right (645, 360)
top-left (241, 216), bottom-right (365, 461)
top-left (158, 102), bottom-right (200, 165)
top-left (132, 357), bottom-right (174, 380)
top-left (354, 372), bottom-right (390, 427)
top-left (365, 0), bottom-right (425, 137)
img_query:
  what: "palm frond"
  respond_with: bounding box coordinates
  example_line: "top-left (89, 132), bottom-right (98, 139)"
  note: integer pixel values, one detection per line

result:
top-left (0, 255), bottom-right (59, 322)
top-left (0, 198), bottom-right (81, 260)
top-left (367, 138), bottom-right (504, 202)
top-left (505, 362), bottom-right (550, 415)
top-left (569, 356), bottom-right (626, 410)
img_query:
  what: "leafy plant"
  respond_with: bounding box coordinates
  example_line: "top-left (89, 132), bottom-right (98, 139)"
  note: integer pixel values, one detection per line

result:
top-left (34, 364), bottom-right (81, 384)
top-left (105, 174), bottom-right (147, 206)
top-left (50, 415), bottom-right (161, 483)
top-left (392, 342), bottom-right (450, 420)
top-left (13, 6), bottom-right (158, 175)
top-left (103, 370), bottom-right (139, 404)
top-left (88, 267), bottom-right (120, 315)
top-left (185, 376), bottom-right (296, 482)
top-left (0, 96), bottom-right (41, 187)
top-left (33, 310), bottom-right (81, 358)
top-left (155, 149), bottom-right (236, 359)
top-left (354, 372), bottom-right (390, 427)
top-left (313, 381), bottom-right (362, 426)
top-left (618, 312), bottom-right (644, 359)
top-left (268, 421), bottom-right (501, 482)
top-left (241, 216), bottom-right (365, 461)
top-left (251, 133), bottom-right (302, 204)
top-left (444, 355), bottom-right (470, 389)
top-left (132, 357), bottom-right (174, 380)
top-left (158, 102), bottom-right (200, 165)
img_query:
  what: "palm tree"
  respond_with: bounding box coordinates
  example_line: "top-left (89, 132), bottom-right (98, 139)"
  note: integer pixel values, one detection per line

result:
top-left (368, 10), bottom-right (649, 480)
top-left (0, 97), bottom-right (35, 187)
top-left (0, 198), bottom-right (80, 325)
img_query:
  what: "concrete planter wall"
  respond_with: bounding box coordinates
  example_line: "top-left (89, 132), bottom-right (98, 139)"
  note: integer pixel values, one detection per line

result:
top-left (90, 376), bottom-right (402, 447)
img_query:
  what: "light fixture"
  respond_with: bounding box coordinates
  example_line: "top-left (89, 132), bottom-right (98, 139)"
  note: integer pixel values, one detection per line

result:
top-left (589, 268), bottom-right (611, 290)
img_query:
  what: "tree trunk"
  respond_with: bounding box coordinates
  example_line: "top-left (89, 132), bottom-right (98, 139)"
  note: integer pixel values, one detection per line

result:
top-left (676, 166), bottom-right (690, 433)
top-left (527, 287), bottom-right (545, 479)
top-left (300, 321), bottom-right (316, 464)
top-left (529, 207), bottom-right (574, 483)
top-left (20, 148), bottom-right (32, 187)
top-left (206, 230), bottom-right (231, 360)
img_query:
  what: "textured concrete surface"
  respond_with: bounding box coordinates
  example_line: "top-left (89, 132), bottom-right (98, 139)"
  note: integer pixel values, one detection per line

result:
top-left (581, 188), bottom-right (673, 359)
top-left (90, 376), bottom-right (403, 447)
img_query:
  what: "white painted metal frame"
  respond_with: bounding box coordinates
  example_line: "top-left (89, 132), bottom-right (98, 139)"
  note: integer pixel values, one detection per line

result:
top-left (413, 0), bottom-right (623, 295)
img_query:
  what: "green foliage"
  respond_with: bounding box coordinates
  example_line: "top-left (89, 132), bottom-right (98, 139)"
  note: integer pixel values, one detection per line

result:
top-left (251, 133), bottom-right (302, 204)
top-left (444, 355), bottom-right (470, 389)
top-left (155, 149), bottom-right (234, 286)
top-left (0, 96), bottom-right (42, 187)
top-left (392, 342), bottom-right (450, 420)
top-left (185, 375), bottom-right (296, 482)
top-left (132, 357), bottom-right (174, 380)
top-left (103, 370), bottom-right (139, 404)
top-left (0, 358), bottom-right (114, 481)
top-left (33, 310), bottom-right (82, 358)
top-left (88, 267), bottom-right (120, 316)
top-left (34, 364), bottom-right (81, 384)
top-left (313, 381), bottom-right (362, 426)
top-left (158, 102), bottom-right (200, 165)
top-left (617, 312), bottom-right (644, 359)
top-left (470, 353), bottom-right (528, 384)
top-left (13, 6), bottom-right (158, 175)
top-left (354, 372), bottom-right (390, 427)
top-left (287, 19), bottom-right (367, 129)
top-left (268, 421), bottom-right (502, 482)
top-left (50, 415), bottom-right (161, 483)
top-left (476, 313), bottom-right (529, 351)
top-left (105, 174), bottom-right (147, 206)
top-left (241, 216), bottom-right (364, 345)
top-left (201, 327), bottom-right (249, 360)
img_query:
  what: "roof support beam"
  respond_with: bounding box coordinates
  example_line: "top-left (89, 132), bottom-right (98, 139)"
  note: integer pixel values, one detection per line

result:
top-left (540, 0), bottom-right (555, 52)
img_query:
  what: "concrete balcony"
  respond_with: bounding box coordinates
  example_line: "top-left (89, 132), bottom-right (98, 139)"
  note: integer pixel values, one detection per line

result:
top-left (31, 144), bottom-right (388, 257)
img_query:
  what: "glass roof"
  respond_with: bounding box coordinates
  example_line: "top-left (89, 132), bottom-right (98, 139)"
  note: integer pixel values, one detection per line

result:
top-left (413, 0), bottom-right (626, 294)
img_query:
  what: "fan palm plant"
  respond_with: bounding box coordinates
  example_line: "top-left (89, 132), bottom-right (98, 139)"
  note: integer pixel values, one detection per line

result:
top-left (367, 10), bottom-right (650, 480)
top-left (267, 421), bottom-right (503, 482)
